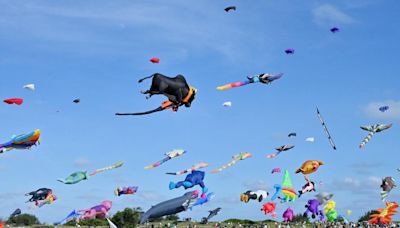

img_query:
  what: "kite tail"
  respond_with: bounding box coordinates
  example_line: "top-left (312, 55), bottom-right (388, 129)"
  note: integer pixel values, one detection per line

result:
top-left (138, 74), bottom-right (154, 83)
top-left (145, 157), bottom-right (170, 170)
top-left (57, 179), bottom-right (66, 183)
top-left (359, 132), bottom-right (375, 148)
top-left (381, 191), bottom-right (388, 202)
top-left (211, 160), bottom-right (236, 173)
top-left (90, 161), bottom-right (123, 176)
top-left (216, 80), bottom-right (251, 91)
top-left (166, 169), bottom-right (188, 175)
top-left (266, 152), bottom-right (278, 159)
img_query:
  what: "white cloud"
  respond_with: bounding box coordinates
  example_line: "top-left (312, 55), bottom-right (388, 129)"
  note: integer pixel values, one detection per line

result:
top-left (74, 158), bottom-right (90, 167)
top-left (242, 180), bottom-right (270, 191)
top-left (363, 100), bottom-right (400, 120)
top-left (312, 4), bottom-right (354, 25)
top-left (330, 176), bottom-right (381, 193)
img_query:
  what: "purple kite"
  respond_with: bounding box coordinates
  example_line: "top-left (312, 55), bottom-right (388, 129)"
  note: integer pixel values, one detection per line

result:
top-left (271, 168), bottom-right (281, 174)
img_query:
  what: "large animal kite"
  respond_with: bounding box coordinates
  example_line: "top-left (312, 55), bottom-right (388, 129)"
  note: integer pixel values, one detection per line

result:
top-left (266, 145), bottom-right (294, 159)
top-left (166, 162), bottom-right (208, 175)
top-left (192, 192), bottom-right (215, 207)
top-left (316, 108), bottom-right (337, 150)
top-left (271, 184), bottom-right (282, 201)
top-left (216, 73), bottom-right (283, 91)
top-left (201, 207), bottom-right (221, 224)
top-left (58, 171), bottom-right (88, 184)
top-left (25, 188), bottom-right (56, 208)
top-left (0, 129), bottom-right (40, 154)
top-left (116, 73), bottom-right (197, 115)
top-left (298, 175), bottom-right (316, 197)
top-left (315, 192), bottom-right (334, 206)
top-left (140, 191), bottom-right (199, 224)
top-left (169, 170), bottom-right (208, 195)
top-left (359, 124), bottom-right (392, 148)
top-left (295, 160), bottom-right (324, 175)
top-left (145, 149), bottom-right (186, 170)
top-left (381, 177), bottom-right (396, 202)
top-left (279, 170), bottom-right (297, 202)
top-left (211, 152), bottom-right (252, 173)
top-left (283, 207), bottom-right (294, 222)
top-left (78, 200), bottom-right (112, 221)
top-left (304, 199), bottom-right (324, 221)
top-left (369, 202), bottom-right (399, 225)
top-left (261, 202), bottom-right (277, 218)
top-left (240, 190), bottom-right (268, 203)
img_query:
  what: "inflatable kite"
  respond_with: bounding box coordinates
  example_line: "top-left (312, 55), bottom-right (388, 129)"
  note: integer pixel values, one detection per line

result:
top-left (271, 168), bottom-right (281, 174)
top-left (315, 192), bottom-right (334, 206)
top-left (201, 207), bottom-right (221, 224)
top-left (330, 27), bottom-right (340, 33)
top-left (140, 191), bottom-right (199, 224)
top-left (295, 160), bottom-right (324, 174)
top-left (166, 162), bottom-right (208, 175)
top-left (279, 170), bottom-right (297, 202)
top-left (89, 161), bottom-right (123, 176)
top-left (379, 106), bottom-right (389, 112)
top-left (55, 210), bottom-right (81, 225)
top-left (3, 98), bottom-right (23, 105)
top-left (145, 149), bottom-right (186, 170)
top-left (381, 177), bottom-right (396, 202)
top-left (261, 202), bottom-right (276, 218)
top-left (216, 73), bottom-right (283, 91)
top-left (285, 48), bottom-right (295, 54)
top-left (23, 84), bottom-right (35, 91)
top-left (224, 6), bottom-right (236, 12)
top-left (324, 200), bottom-right (338, 221)
top-left (115, 186), bottom-right (138, 196)
top-left (359, 124), bottom-right (392, 148)
top-left (317, 108), bottom-right (337, 150)
top-left (26, 188), bottom-right (56, 208)
top-left (266, 144), bottom-right (294, 159)
top-left (304, 199), bottom-right (324, 221)
top-left (211, 152), bottom-right (252, 173)
top-left (192, 192), bottom-right (214, 207)
top-left (0, 129), bottom-right (40, 154)
top-left (271, 184), bottom-right (282, 201)
top-left (107, 218), bottom-right (118, 228)
top-left (116, 73), bottom-right (197, 115)
top-left (78, 200), bottom-right (112, 221)
top-left (283, 207), bottom-right (294, 222)
top-left (169, 170), bottom-right (208, 195)
top-left (369, 202), bottom-right (398, 225)
top-left (10, 208), bottom-right (21, 218)
top-left (150, 57), bottom-right (160, 64)
top-left (346, 209), bottom-right (352, 216)
top-left (58, 171), bottom-right (88, 184)
top-left (298, 175), bottom-right (316, 197)
top-left (240, 190), bottom-right (268, 203)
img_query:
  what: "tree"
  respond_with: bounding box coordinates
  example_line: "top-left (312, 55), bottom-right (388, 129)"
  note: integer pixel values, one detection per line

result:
top-left (165, 214), bottom-right (179, 222)
top-left (111, 207), bottom-right (143, 228)
top-left (65, 218), bottom-right (108, 226)
top-left (7, 214), bottom-right (40, 226)
top-left (358, 210), bottom-right (378, 222)
top-left (291, 213), bottom-right (309, 223)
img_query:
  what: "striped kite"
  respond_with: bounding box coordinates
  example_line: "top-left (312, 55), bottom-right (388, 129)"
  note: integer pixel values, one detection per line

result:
top-left (145, 149), bottom-right (186, 170)
top-left (166, 162), bottom-right (208, 175)
top-left (216, 73), bottom-right (283, 91)
top-left (266, 145), bottom-right (294, 159)
top-left (359, 124), bottom-right (392, 149)
top-left (211, 152), bottom-right (252, 173)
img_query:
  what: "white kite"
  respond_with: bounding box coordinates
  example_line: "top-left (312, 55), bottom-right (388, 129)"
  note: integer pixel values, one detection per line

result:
top-left (23, 84), bottom-right (35, 91)
top-left (223, 101), bottom-right (232, 107)
top-left (305, 137), bottom-right (315, 142)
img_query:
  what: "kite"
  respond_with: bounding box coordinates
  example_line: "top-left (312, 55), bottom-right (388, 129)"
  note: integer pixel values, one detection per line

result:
top-left (346, 209), bottom-right (352, 216)
top-left (369, 202), bottom-right (398, 225)
top-left (285, 48), bottom-right (295, 54)
top-left (78, 200), bottom-right (112, 221)
top-left (315, 192), bottom-right (334, 206)
top-left (271, 168), bottom-right (281, 174)
top-left (295, 160), bottom-right (324, 175)
top-left (270, 184), bottom-right (282, 201)
top-left (10, 208), bottom-right (21, 218)
top-left (107, 218), bottom-right (118, 228)
top-left (166, 162), bottom-right (208, 175)
top-left (3, 98), bottom-right (24, 105)
top-left (23, 84), bottom-right (35, 91)
top-left (379, 106), bottom-right (389, 112)
top-left (145, 149), bottom-right (186, 170)
top-left (330, 27), bottom-right (340, 33)
top-left (316, 108), bottom-right (337, 150)
top-left (216, 73), bottom-right (283, 91)
top-left (58, 171), bottom-right (88, 184)
top-left (324, 200), bottom-right (336, 214)
top-left (288, 132), bottom-right (296, 137)
top-left (240, 190), bottom-right (268, 203)
top-left (266, 144), bottom-right (294, 158)
top-left (359, 124), bottom-right (392, 148)
top-left (381, 177), bottom-right (396, 202)
top-left (192, 192), bottom-right (215, 207)
top-left (54, 210), bottom-right (81, 225)
top-left (25, 188), bottom-right (56, 208)
top-left (279, 170), bottom-right (297, 202)
top-left (116, 73), bottom-right (197, 115)
top-left (211, 152), bottom-right (252, 173)
top-left (0, 222), bottom-right (3, 228)
top-left (89, 161), bottom-right (123, 176)
top-left (140, 190), bottom-right (199, 224)
top-left (223, 101), bottom-right (232, 107)
top-left (305, 137), bottom-right (315, 142)
top-left (0, 129), bottom-right (40, 154)
top-left (325, 208), bottom-right (338, 222)
top-left (169, 170), bottom-right (208, 195)
top-left (304, 199), bottom-right (324, 220)
top-left (73, 98), bottom-right (80, 103)
top-left (298, 175), bottom-right (316, 197)
top-left (283, 207), bottom-right (294, 222)
top-left (114, 186), bottom-right (138, 196)
top-left (36, 194), bottom-right (57, 208)
top-left (261, 202), bottom-right (277, 218)
top-left (200, 207), bottom-right (221, 224)
top-left (224, 6), bottom-right (236, 12)
top-left (150, 57), bottom-right (160, 64)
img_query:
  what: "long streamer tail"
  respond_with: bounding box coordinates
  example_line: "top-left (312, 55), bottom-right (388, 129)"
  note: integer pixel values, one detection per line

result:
top-left (145, 157), bottom-right (170, 170)
top-left (211, 160), bottom-right (236, 173)
top-left (359, 131), bottom-right (375, 148)
top-left (90, 161), bottom-right (124, 176)
top-left (216, 80), bottom-right (251, 91)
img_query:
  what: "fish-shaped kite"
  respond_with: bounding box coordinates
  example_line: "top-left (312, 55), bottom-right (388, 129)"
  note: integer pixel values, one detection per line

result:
top-left (58, 171), bottom-right (88, 184)
top-left (3, 98), bottom-right (23, 105)
top-left (89, 161), bottom-right (124, 176)
top-left (166, 162), bottom-right (208, 175)
top-left (359, 124), bottom-right (392, 149)
top-left (266, 145), bottom-right (294, 159)
top-left (145, 149), bottom-right (186, 170)
top-left (211, 152), bottom-right (252, 173)
top-left (0, 129), bottom-right (40, 154)
top-left (216, 73), bottom-right (283, 91)
top-left (317, 108), bottom-right (337, 150)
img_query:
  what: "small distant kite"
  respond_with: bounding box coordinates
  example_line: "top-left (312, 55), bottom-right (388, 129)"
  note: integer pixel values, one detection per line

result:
top-left (23, 84), bottom-right (35, 91)
top-left (288, 132), bottom-right (296, 137)
top-left (3, 98), bottom-right (23, 105)
top-left (115, 186), bottom-right (138, 196)
top-left (224, 6), bottom-right (236, 12)
top-left (285, 49), bottom-right (295, 54)
top-left (379, 106), bottom-right (389, 112)
top-left (359, 124), bottom-right (392, 148)
top-left (150, 57), bottom-right (160, 64)
top-left (145, 149), bottom-right (186, 170)
top-left (216, 73), bottom-right (283, 91)
top-left (0, 129), bottom-right (40, 154)
top-left (73, 98), bottom-right (80, 103)
top-left (305, 137), bottom-right (315, 142)
top-left (271, 168), bottom-right (281, 174)
top-left (223, 101), bottom-right (232, 107)
top-left (266, 145), bottom-right (294, 159)
top-left (330, 27), bottom-right (340, 33)
top-left (89, 161), bottom-right (123, 176)
top-left (211, 152), bottom-right (252, 173)
top-left (316, 108), bottom-right (337, 150)
top-left (166, 162), bottom-right (208, 175)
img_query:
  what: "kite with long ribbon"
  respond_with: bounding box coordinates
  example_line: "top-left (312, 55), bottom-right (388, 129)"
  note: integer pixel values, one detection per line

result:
top-left (216, 73), bottom-right (283, 91)
top-left (145, 149), bottom-right (186, 170)
top-left (316, 108), bottom-right (337, 150)
top-left (359, 124), bottom-right (392, 148)
top-left (89, 161), bottom-right (123, 176)
top-left (116, 100), bottom-right (176, 116)
top-left (211, 152), bottom-right (252, 173)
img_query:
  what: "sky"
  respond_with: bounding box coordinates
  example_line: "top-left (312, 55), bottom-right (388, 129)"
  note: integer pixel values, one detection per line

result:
top-left (0, 0), bottom-right (399, 224)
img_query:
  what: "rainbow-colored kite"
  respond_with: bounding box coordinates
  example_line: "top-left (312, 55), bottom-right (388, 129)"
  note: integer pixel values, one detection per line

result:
top-left (0, 129), bottom-right (40, 154)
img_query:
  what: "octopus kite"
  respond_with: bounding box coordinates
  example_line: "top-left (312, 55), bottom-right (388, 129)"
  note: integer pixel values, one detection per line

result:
top-left (369, 202), bottom-right (399, 225)
top-left (216, 73), bottom-right (283, 91)
top-left (359, 124), bottom-right (392, 148)
top-left (145, 149), bottom-right (186, 170)
top-left (0, 129), bottom-right (40, 154)
top-left (211, 152), bottom-right (252, 173)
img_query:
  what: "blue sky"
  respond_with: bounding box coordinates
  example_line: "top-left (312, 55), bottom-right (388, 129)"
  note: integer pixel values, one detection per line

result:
top-left (0, 0), bottom-right (399, 224)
